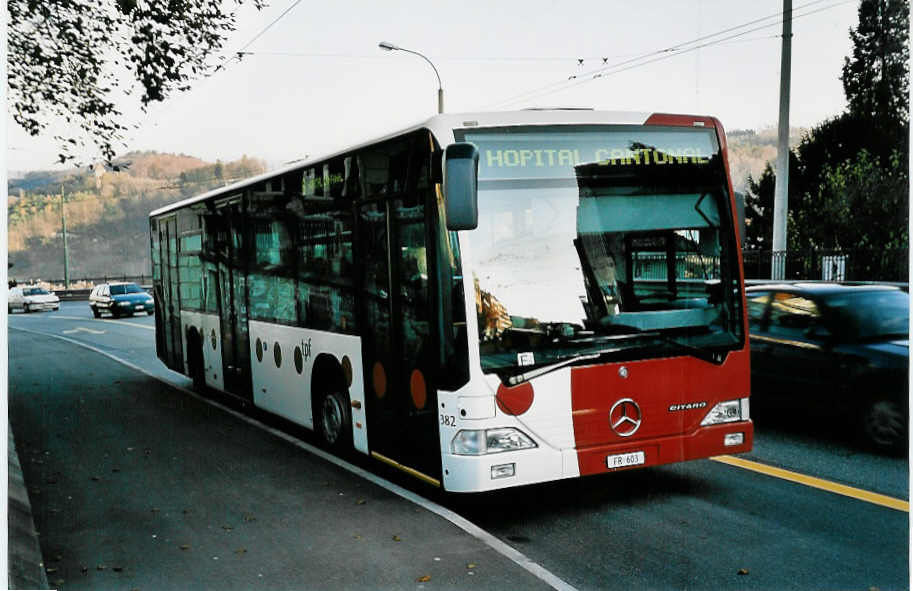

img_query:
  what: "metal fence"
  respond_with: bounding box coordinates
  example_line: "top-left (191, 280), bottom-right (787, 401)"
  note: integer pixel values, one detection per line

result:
top-left (11, 275), bottom-right (153, 291)
top-left (742, 248), bottom-right (908, 283)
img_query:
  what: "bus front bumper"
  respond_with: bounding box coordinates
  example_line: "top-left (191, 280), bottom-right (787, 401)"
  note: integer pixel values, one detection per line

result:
top-left (441, 421), bottom-right (753, 492)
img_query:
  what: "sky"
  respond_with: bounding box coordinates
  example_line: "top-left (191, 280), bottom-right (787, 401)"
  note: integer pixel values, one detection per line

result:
top-left (6, 0), bottom-right (861, 174)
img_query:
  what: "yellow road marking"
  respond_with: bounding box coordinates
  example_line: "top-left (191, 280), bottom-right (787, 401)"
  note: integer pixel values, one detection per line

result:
top-left (712, 454), bottom-right (909, 513)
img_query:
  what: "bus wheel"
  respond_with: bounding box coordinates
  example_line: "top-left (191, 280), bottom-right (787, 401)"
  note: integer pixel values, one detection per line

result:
top-left (318, 390), bottom-right (351, 451)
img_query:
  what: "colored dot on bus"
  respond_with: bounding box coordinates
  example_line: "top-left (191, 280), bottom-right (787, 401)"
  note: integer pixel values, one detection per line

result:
top-left (496, 382), bottom-right (534, 416)
top-left (255, 338), bottom-right (263, 362)
top-left (342, 356), bottom-right (353, 388)
top-left (294, 347), bottom-right (303, 374)
top-left (410, 370), bottom-right (427, 410)
top-left (372, 362), bottom-right (386, 399)
top-left (273, 342), bottom-right (282, 368)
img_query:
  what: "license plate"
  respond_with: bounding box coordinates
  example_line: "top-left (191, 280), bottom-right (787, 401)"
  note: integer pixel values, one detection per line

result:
top-left (606, 451), bottom-right (645, 469)
top-left (135, 305), bottom-right (144, 309)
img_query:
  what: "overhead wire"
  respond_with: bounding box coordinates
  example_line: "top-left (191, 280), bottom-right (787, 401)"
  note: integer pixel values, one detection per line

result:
top-left (216, 0), bottom-right (304, 71)
top-left (485, 0), bottom-right (852, 110)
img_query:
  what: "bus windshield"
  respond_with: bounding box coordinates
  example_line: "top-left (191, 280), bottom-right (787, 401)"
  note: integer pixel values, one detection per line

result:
top-left (457, 125), bottom-right (743, 376)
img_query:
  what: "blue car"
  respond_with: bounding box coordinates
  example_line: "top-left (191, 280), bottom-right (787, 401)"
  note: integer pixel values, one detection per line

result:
top-left (89, 282), bottom-right (155, 318)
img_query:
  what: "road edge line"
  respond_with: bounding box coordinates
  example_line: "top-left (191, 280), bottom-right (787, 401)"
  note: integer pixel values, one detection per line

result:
top-left (10, 327), bottom-right (579, 591)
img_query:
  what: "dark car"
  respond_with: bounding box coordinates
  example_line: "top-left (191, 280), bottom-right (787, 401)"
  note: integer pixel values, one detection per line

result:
top-left (747, 283), bottom-right (908, 451)
top-left (89, 282), bottom-right (155, 318)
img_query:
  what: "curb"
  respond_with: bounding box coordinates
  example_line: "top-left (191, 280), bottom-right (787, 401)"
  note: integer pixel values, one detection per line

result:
top-left (8, 425), bottom-right (49, 590)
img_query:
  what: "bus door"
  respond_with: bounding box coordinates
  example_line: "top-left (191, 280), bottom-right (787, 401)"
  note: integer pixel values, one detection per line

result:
top-left (214, 197), bottom-right (253, 399)
top-left (357, 195), bottom-right (441, 485)
top-left (158, 216), bottom-right (183, 370)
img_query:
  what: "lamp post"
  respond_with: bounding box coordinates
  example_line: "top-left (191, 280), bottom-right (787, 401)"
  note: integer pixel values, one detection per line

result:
top-left (378, 41), bottom-right (444, 114)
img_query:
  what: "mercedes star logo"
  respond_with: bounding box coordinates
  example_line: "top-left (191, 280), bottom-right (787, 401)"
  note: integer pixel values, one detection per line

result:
top-left (609, 398), bottom-right (642, 437)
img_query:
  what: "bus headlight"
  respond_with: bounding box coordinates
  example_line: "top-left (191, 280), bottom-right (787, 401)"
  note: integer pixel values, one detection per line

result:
top-left (701, 398), bottom-right (750, 426)
top-left (451, 428), bottom-right (537, 455)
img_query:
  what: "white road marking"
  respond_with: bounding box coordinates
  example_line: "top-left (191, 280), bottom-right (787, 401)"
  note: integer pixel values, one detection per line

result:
top-left (10, 326), bottom-right (579, 591)
top-left (62, 327), bottom-right (106, 335)
top-left (50, 315), bottom-right (155, 330)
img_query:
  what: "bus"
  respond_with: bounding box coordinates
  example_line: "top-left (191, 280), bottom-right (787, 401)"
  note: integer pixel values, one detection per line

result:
top-left (149, 109), bottom-right (753, 493)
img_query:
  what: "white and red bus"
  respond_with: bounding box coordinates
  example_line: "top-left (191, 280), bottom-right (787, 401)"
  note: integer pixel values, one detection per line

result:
top-left (150, 109), bottom-right (752, 493)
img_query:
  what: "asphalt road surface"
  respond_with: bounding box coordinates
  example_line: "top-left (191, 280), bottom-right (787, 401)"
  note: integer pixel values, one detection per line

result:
top-left (8, 302), bottom-right (909, 590)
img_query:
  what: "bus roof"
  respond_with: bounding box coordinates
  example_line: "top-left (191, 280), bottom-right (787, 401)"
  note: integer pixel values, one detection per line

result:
top-left (149, 109), bottom-right (718, 218)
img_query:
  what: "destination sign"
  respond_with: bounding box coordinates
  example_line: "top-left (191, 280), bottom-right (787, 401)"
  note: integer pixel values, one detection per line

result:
top-left (461, 129), bottom-right (719, 181)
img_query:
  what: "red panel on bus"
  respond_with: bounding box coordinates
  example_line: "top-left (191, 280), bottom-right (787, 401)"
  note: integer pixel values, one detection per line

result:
top-left (569, 350), bottom-right (751, 475)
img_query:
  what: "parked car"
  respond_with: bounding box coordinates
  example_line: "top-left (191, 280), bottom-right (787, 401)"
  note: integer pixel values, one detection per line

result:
top-left (89, 282), bottom-right (154, 318)
top-left (8, 286), bottom-right (60, 313)
top-left (747, 283), bottom-right (908, 452)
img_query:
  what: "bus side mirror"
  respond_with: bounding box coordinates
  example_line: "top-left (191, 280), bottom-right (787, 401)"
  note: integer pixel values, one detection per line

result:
top-left (444, 143), bottom-right (479, 230)
top-left (734, 191), bottom-right (746, 247)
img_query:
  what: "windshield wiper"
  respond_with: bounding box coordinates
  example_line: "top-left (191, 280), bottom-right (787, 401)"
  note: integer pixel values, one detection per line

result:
top-left (598, 322), bottom-right (727, 365)
top-left (505, 348), bottom-right (619, 386)
top-left (502, 329), bottom-right (726, 387)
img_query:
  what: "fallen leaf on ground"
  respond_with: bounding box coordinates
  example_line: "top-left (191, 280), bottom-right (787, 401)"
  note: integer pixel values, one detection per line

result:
top-left (738, 568), bottom-right (749, 576)
top-left (417, 575), bottom-right (431, 582)
top-left (235, 548), bottom-right (247, 555)
top-left (392, 535), bottom-right (401, 542)
top-left (180, 544), bottom-right (191, 550)
top-left (356, 499), bottom-right (366, 505)
top-left (467, 563), bottom-right (477, 569)
top-left (222, 525), bottom-right (233, 531)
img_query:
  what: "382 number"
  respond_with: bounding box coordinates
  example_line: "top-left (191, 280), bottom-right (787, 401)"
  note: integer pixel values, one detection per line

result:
top-left (439, 414), bottom-right (456, 427)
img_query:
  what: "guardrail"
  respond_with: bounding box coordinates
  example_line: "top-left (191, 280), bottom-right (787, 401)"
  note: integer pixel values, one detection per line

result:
top-left (52, 285), bottom-right (153, 302)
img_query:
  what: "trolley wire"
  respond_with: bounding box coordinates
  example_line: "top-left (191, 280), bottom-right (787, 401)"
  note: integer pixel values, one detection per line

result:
top-left (485, 0), bottom-right (853, 110)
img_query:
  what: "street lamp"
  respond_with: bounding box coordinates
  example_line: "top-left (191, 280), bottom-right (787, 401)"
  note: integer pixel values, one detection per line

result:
top-left (378, 41), bottom-right (444, 114)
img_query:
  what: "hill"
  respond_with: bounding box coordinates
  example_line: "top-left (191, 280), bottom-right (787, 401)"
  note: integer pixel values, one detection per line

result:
top-left (727, 126), bottom-right (806, 194)
top-left (8, 152), bottom-right (267, 282)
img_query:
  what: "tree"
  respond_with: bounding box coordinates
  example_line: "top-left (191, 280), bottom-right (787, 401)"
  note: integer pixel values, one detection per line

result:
top-left (8, 0), bottom-right (264, 165)
top-left (744, 0), bottom-right (908, 280)
top-left (841, 0), bottom-right (910, 123)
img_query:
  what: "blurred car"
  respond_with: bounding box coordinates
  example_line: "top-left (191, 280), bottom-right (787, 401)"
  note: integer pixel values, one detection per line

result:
top-left (89, 282), bottom-right (154, 318)
top-left (8, 286), bottom-right (60, 313)
top-left (747, 283), bottom-right (908, 452)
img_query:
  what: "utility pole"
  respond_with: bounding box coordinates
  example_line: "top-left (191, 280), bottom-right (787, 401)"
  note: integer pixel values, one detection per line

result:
top-left (771, 0), bottom-right (792, 279)
top-left (61, 184), bottom-right (69, 289)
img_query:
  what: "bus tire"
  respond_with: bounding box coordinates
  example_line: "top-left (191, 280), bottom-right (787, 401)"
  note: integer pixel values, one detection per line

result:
top-left (317, 389), bottom-right (351, 452)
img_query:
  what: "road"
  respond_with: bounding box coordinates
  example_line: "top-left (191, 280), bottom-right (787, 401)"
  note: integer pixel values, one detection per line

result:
top-left (8, 302), bottom-right (909, 590)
